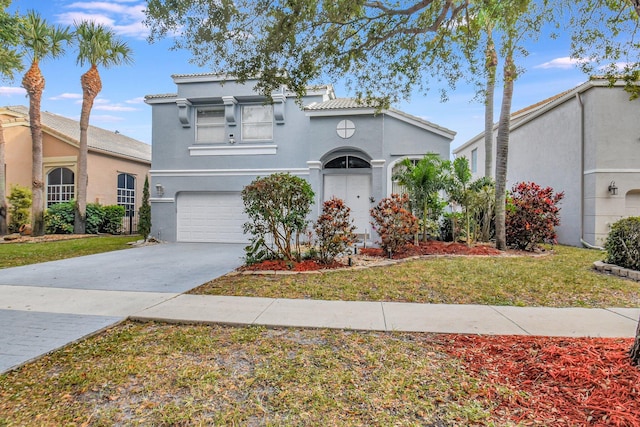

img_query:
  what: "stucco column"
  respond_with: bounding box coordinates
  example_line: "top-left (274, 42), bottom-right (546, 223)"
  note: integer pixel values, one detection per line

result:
top-left (307, 161), bottom-right (322, 218)
top-left (370, 159), bottom-right (386, 205)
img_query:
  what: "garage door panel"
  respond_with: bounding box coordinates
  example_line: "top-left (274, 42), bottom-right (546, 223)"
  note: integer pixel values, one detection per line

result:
top-left (177, 192), bottom-right (249, 243)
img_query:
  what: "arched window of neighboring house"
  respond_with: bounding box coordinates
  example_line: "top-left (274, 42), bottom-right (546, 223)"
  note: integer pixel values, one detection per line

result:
top-left (625, 189), bottom-right (640, 217)
top-left (47, 167), bottom-right (75, 207)
top-left (117, 173), bottom-right (136, 218)
top-left (391, 158), bottom-right (419, 196)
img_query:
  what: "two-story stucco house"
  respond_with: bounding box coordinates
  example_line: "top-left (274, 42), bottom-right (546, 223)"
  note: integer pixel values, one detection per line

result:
top-left (145, 74), bottom-right (456, 243)
top-left (453, 78), bottom-right (640, 247)
top-left (1, 105), bottom-right (151, 233)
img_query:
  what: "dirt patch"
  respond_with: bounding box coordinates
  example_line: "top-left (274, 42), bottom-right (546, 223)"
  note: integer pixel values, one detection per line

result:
top-left (0, 234), bottom-right (99, 244)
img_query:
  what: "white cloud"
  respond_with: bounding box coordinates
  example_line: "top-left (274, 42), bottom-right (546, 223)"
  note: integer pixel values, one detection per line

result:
top-left (535, 57), bottom-right (588, 70)
top-left (49, 92), bottom-right (83, 101)
top-left (94, 104), bottom-right (137, 112)
top-left (56, 2), bottom-right (148, 39)
top-left (0, 87), bottom-right (26, 96)
top-left (125, 97), bottom-right (145, 104)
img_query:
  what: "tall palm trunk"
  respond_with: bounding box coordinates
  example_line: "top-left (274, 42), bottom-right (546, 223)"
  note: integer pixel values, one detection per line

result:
top-left (22, 61), bottom-right (46, 236)
top-left (0, 124), bottom-right (7, 235)
top-left (74, 64), bottom-right (102, 234)
top-left (494, 55), bottom-right (515, 251)
top-left (484, 29), bottom-right (497, 177)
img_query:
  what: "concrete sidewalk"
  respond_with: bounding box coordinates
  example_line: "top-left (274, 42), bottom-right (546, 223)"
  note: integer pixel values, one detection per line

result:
top-left (132, 294), bottom-right (640, 338)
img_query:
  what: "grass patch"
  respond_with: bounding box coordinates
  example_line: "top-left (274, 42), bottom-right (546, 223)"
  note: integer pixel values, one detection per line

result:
top-left (0, 235), bottom-right (139, 269)
top-left (0, 323), bottom-right (497, 426)
top-left (193, 245), bottom-right (640, 308)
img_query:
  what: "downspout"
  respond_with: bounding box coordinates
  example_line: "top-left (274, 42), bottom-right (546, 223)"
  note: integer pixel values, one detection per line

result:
top-left (576, 92), bottom-right (604, 250)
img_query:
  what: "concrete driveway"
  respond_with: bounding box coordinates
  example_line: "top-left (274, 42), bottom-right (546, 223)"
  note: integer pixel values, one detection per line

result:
top-left (0, 243), bottom-right (245, 373)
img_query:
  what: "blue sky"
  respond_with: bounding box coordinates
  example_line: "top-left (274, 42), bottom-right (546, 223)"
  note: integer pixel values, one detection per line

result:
top-left (2, 0), bottom-right (593, 148)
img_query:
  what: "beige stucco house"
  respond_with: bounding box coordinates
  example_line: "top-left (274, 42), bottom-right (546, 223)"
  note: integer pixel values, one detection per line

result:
top-left (453, 78), bottom-right (640, 247)
top-left (1, 105), bottom-right (151, 232)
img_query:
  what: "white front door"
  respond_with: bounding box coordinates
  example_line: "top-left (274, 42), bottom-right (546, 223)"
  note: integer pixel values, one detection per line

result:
top-left (323, 174), bottom-right (372, 233)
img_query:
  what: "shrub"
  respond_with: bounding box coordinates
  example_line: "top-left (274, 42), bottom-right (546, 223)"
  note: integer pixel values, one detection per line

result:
top-left (7, 185), bottom-right (31, 233)
top-left (605, 217), bottom-right (640, 271)
top-left (314, 197), bottom-right (357, 264)
top-left (86, 203), bottom-right (105, 234)
top-left (440, 212), bottom-right (464, 242)
top-left (505, 181), bottom-right (564, 251)
top-left (45, 202), bottom-right (75, 234)
top-left (370, 193), bottom-right (419, 256)
top-left (138, 176), bottom-right (151, 239)
top-left (102, 205), bottom-right (125, 234)
top-left (242, 173), bottom-right (314, 263)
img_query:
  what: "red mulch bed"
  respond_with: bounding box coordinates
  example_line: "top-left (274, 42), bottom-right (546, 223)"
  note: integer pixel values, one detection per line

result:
top-left (442, 335), bottom-right (640, 426)
top-left (360, 240), bottom-right (502, 258)
top-left (239, 259), bottom-right (345, 272)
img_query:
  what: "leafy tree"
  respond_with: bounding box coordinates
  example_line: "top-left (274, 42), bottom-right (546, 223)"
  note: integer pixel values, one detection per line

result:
top-left (393, 154), bottom-right (449, 241)
top-left (447, 156), bottom-right (473, 245)
top-left (18, 11), bottom-right (72, 236)
top-left (469, 176), bottom-right (495, 242)
top-left (569, 1), bottom-right (640, 99)
top-left (73, 20), bottom-right (133, 234)
top-left (138, 175), bottom-right (151, 240)
top-left (0, 0), bottom-right (23, 236)
top-left (144, 0), bottom-right (470, 105)
top-left (242, 173), bottom-right (314, 263)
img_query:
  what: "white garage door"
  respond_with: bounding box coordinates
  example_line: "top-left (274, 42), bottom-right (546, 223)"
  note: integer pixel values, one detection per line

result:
top-left (177, 192), bottom-right (249, 243)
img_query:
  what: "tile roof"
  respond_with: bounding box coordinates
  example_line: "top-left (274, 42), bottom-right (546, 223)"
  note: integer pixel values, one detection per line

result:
top-left (3, 105), bottom-right (151, 163)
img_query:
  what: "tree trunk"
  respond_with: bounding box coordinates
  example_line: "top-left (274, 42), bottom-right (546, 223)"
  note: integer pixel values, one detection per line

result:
top-left (0, 124), bottom-right (7, 236)
top-left (631, 315), bottom-right (640, 365)
top-left (74, 65), bottom-right (102, 234)
top-left (484, 29), bottom-right (497, 178)
top-left (494, 55), bottom-right (516, 251)
top-left (22, 61), bottom-right (46, 236)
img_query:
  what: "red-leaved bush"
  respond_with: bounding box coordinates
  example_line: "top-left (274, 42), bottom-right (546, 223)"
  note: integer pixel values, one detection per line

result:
top-left (505, 181), bottom-right (564, 251)
top-left (314, 198), bottom-right (357, 264)
top-left (370, 193), bottom-right (419, 256)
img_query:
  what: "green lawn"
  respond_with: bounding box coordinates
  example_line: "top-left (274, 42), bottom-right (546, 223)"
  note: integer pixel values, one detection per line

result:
top-left (0, 235), bottom-right (139, 268)
top-left (192, 245), bottom-right (640, 308)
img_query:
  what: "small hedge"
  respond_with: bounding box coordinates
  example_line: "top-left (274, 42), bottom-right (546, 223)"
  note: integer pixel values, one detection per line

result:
top-left (45, 201), bottom-right (125, 235)
top-left (605, 217), bottom-right (640, 271)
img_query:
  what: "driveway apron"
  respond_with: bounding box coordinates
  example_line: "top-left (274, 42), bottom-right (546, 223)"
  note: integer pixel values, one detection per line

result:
top-left (0, 243), bottom-right (245, 373)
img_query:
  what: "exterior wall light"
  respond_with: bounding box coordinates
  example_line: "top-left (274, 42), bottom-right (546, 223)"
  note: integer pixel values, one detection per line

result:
top-left (608, 181), bottom-right (618, 196)
top-left (155, 183), bottom-right (164, 197)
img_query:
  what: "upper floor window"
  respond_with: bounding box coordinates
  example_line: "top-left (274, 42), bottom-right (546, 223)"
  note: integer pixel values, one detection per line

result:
top-left (47, 167), bottom-right (74, 207)
top-left (117, 173), bottom-right (136, 218)
top-left (196, 108), bottom-right (225, 143)
top-left (242, 105), bottom-right (273, 141)
top-left (471, 148), bottom-right (478, 174)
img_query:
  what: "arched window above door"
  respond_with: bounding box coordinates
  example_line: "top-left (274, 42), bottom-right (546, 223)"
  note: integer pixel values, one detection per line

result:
top-left (324, 155), bottom-right (371, 169)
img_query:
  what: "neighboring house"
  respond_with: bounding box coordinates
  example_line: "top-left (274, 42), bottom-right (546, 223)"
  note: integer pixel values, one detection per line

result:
top-left (1, 105), bottom-right (151, 232)
top-left (145, 74), bottom-right (456, 243)
top-left (453, 78), bottom-right (640, 247)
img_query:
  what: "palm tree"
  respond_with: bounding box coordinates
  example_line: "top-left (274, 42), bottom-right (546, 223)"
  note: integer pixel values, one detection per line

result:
top-left (73, 20), bottom-right (132, 234)
top-left (0, 0), bottom-right (24, 235)
top-left (393, 153), bottom-right (449, 241)
top-left (447, 157), bottom-right (473, 246)
top-left (19, 11), bottom-right (72, 236)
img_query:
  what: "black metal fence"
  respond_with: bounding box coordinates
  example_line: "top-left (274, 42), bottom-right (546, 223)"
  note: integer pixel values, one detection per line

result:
top-left (118, 212), bottom-right (139, 235)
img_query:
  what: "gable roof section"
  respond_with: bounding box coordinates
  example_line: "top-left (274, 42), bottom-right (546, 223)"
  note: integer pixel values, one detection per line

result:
top-left (305, 98), bottom-right (456, 140)
top-left (2, 105), bottom-right (151, 163)
top-left (452, 79), bottom-right (620, 154)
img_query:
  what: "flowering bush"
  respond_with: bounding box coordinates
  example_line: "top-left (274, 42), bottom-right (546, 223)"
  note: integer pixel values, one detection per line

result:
top-left (505, 182), bottom-right (564, 251)
top-left (370, 193), bottom-right (419, 256)
top-left (314, 198), bottom-right (357, 264)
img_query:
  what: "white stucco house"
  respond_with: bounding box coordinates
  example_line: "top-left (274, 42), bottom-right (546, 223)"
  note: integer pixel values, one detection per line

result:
top-left (145, 74), bottom-right (456, 243)
top-left (453, 78), bottom-right (640, 247)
